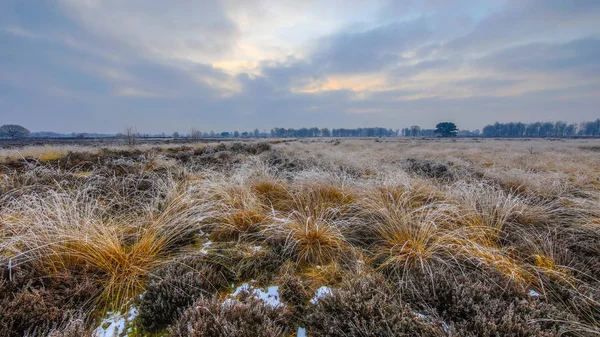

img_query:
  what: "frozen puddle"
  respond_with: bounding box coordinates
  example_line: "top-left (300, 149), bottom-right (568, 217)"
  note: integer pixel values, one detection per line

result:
top-left (93, 307), bottom-right (137, 337)
top-left (310, 286), bottom-right (333, 304)
top-left (228, 283), bottom-right (283, 308)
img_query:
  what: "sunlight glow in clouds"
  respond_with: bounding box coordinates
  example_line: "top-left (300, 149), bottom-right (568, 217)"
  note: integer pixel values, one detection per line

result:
top-left (0, 0), bottom-right (599, 133)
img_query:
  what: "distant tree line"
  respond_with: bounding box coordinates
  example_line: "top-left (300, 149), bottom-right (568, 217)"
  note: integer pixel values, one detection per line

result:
top-left (481, 119), bottom-right (600, 138)
top-left (4, 119), bottom-right (600, 140)
top-left (269, 127), bottom-right (399, 138)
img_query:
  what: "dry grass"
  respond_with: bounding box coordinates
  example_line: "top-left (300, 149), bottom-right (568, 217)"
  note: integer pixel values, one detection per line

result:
top-left (266, 208), bottom-right (350, 265)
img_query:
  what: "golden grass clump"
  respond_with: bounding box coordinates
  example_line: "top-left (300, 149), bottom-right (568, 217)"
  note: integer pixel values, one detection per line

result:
top-left (283, 182), bottom-right (357, 219)
top-left (203, 175), bottom-right (271, 241)
top-left (51, 228), bottom-right (166, 310)
top-left (374, 181), bottom-right (442, 209)
top-left (448, 182), bottom-right (524, 244)
top-left (251, 179), bottom-right (293, 212)
top-left (212, 208), bottom-right (268, 241)
top-left (2, 180), bottom-right (215, 312)
top-left (266, 209), bottom-right (349, 265)
top-left (358, 188), bottom-right (452, 278)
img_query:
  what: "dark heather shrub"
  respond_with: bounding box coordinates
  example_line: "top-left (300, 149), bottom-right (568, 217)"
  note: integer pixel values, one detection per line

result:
top-left (44, 316), bottom-right (88, 337)
top-left (169, 294), bottom-right (292, 337)
top-left (137, 255), bottom-right (233, 331)
top-left (276, 262), bottom-right (312, 309)
top-left (0, 266), bottom-right (99, 337)
top-left (252, 141), bottom-right (272, 154)
top-left (403, 158), bottom-right (480, 182)
top-left (229, 142), bottom-right (245, 153)
top-left (402, 270), bottom-right (577, 337)
top-left (304, 274), bottom-right (447, 337)
top-left (205, 244), bottom-right (285, 284)
top-left (263, 151), bottom-right (317, 173)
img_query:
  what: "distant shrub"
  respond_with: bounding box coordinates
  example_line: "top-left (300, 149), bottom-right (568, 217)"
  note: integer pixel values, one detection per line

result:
top-left (404, 158), bottom-right (480, 181)
top-left (263, 150), bottom-right (317, 173)
top-left (229, 141), bottom-right (271, 155)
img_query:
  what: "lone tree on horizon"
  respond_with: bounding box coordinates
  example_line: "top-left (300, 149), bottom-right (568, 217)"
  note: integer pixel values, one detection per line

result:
top-left (435, 122), bottom-right (458, 137)
top-left (0, 124), bottom-right (30, 139)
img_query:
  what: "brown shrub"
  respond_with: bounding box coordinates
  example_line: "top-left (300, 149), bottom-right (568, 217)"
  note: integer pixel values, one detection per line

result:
top-left (401, 270), bottom-right (578, 337)
top-left (304, 273), bottom-right (447, 336)
top-left (168, 294), bottom-right (292, 337)
top-left (136, 255), bottom-right (233, 331)
top-left (0, 266), bottom-right (99, 337)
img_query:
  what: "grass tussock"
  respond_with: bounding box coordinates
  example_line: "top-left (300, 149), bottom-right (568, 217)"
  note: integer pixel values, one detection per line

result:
top-left (266, 208), bottom-right (350, 265)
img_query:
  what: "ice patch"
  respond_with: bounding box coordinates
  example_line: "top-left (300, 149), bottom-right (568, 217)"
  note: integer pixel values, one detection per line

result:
top-left (297, 327), bottom-right (307, 337)
top-left (442, 321), bottom-right (450, 333)
top-left (529, 289), bottom-right (540, 297)
top-left (200, 240), bottom-right (213, 254)
top-left (93, 307), bottom-right (137, 337)
top-left (413, 311), bottom-right (425, 319)
top-left (229, 283), bottom-right (283, 308)
top-left (310, 286), bottom-right (333, 304)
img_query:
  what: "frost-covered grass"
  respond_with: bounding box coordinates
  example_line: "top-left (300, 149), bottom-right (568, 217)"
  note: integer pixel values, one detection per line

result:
top-left (1, 139), bottom-right (599, 336)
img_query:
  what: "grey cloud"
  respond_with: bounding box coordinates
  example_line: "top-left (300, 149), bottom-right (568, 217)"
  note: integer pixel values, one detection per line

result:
top-left (2, 0), bottom-right (600, 134)
top-left (445, 0), bottom-right (600, 54)
top-left (477, 38), bottom-right (600, 76)
top-left (453, 77), bottom-right (522, 90)
top-left (312, 17), bottom-right (431, 74)
top-left (59, 0), bottom-right (241, 61)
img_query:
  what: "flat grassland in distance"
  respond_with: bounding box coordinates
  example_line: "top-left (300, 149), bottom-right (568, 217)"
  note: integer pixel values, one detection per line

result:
top-left (1, 138), bottom-right (599, 336)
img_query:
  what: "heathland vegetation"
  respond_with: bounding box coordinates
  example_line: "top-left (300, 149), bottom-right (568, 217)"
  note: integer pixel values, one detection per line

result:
top-left (0, 138), bottom-right (599, 336)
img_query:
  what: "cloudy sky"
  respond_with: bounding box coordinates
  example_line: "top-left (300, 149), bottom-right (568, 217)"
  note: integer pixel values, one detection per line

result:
top-left (1, 0), bottom-right (599, 133)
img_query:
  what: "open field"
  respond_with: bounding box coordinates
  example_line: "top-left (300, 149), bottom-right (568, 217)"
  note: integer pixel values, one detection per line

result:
top-left (1, 138), bottom-right (599, 336)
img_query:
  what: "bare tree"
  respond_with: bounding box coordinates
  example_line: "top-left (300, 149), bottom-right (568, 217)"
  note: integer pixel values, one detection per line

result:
top-left (190, 127), bottom-right (201, 140)
top-left (410, 125), bottom-right (421, 137)
top-left (0, 124), bottom-right (30, 139)
top-left (123, 125), bottom-right (137, 146)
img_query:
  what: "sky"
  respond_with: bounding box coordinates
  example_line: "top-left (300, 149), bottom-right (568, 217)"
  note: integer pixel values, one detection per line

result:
top-left (1, 0), bottom-right (599, 134)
